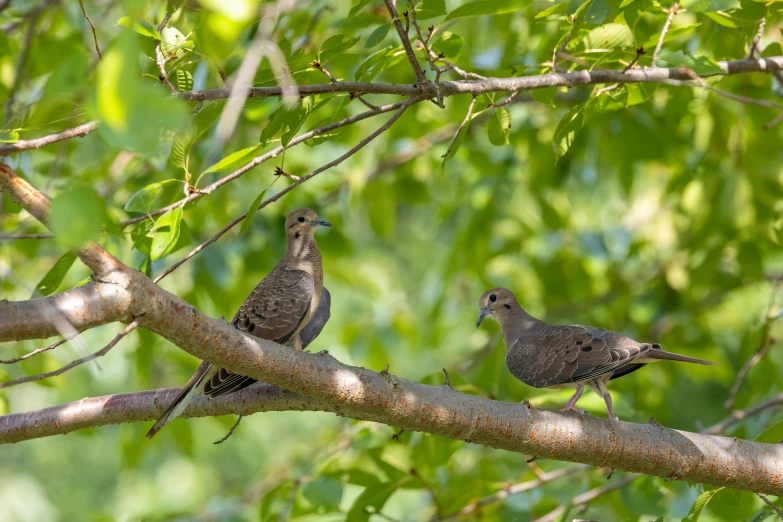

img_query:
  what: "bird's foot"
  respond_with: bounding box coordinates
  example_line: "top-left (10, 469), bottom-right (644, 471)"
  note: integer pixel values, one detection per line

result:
top-left (559, 405), bottom-right (589, 415)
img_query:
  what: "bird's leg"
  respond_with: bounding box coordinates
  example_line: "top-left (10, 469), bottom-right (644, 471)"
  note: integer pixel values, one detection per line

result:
top-left (593, 378), bottom-right (618, 420)
top-left (560, 384), bottom-right (588, 414)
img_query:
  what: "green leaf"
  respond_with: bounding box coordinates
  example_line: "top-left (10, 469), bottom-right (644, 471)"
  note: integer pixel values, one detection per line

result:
top-left (749, 511), bottom-right (774, 522)
top-left (346, 480), bottom-right (407, 522)
top-left (150, 207), bottom-right (183, 260)
top-left (171, 135), bottom-right (188, 169)
top-left (234, 188), bottom-right (269, 241)
top-left (658, 51), bottom-right (725, 75)
top-left (281, 98), bottom-right (313, 147)
top-left (585, 0), bottom-right (613, 25)
top-left (32, 251), bottom-right (77, 298)
top-left (319, 33), bottom-right (361, 63)
top-left (681, 488), bottom-right (723, 522)
top-left (365, 24), bottom-right (391, 48)
top-left (115, 17), bottom-right (160, 39)
top-left (681, 0), bottom-right (739, 12)
top-left (347, 0), bottom-right (372, 19)
top-left (175, 70), bottom-right (193, 91)
top-left (417, 0), bottom-right (448, 19)
top-left (432, 32), bottom-right (464, 58)
top-left (536, 2), bottom-right (569, 18)
top-left (445, 0), bottom-right (533, 21)
top-left (161, 26), bottom-right (192, 55)
top-left (488, 108), bottom-right (511, 145)
top-left (441, 120), bottom-right (471, 172)
top-left (581, 23), bottom-right (634, 50)
top-left (302, 477), bottom-right (343, 507)
top-left (553, 103), bottom-right (586, 160)
top-left (532, 87), bottom-right (557, 106)
top-left (125, 180), bottom-right (180, 213)
top-left (202, 146), bottom-right (260, 175)
top-left (642, 24), bottom-right (700, 50)
top-left (355, 47), bottom-right (406, 81)
top-left (50, 186), bottom-right (109, 248)
top-left (755, 420), bottom-right (783, 444)
top-left (0, 129), bottom-right (19, 143)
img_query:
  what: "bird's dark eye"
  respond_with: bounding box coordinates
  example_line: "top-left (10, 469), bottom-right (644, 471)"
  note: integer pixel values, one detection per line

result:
top-left (489, 294), bottom-right (497, 302)
top-left (297, 216), bottom-right (305, 223)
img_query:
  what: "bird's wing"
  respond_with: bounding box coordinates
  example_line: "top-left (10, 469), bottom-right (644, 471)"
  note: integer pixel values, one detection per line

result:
top-left (506, 324), bottom-right (649, 388)
top-left (300, 286), bottom-right (331, 349)
top-left (204, 269), bottom-right (315, 399)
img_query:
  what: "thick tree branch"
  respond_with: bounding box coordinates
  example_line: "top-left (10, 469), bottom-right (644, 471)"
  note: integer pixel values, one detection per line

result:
top-left (0, 121), bottom-right (98, 157)
top-left (178, 57), bottom-right (783, 102)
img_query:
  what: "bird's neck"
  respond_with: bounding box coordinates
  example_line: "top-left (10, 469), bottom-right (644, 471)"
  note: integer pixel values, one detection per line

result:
top-left (285, 235), bottom-right (323, 284)
top-left (499, 306), bottom-right (541, 349)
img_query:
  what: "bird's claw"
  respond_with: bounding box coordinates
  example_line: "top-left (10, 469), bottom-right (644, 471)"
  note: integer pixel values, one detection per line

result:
top-left (559, 406), bottom-right (589, 415)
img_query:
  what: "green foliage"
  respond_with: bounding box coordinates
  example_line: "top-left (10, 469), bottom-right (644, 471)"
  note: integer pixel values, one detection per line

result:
top-left (2, 0), bottom-right (783, 520)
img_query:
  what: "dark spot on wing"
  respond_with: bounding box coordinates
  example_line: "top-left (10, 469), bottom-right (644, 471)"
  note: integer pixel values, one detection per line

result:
top-left (581, 345), bottom-right (592, 352)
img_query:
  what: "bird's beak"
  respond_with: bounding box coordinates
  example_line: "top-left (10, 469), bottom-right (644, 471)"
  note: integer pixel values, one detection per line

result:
top-left (311, 218), bottom-right (332, 228)
top-left (476, 307), bottom-right (491, 328)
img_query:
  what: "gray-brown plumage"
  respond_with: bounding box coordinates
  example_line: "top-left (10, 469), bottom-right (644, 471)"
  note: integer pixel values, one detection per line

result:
top-left (476, 288), bottom-right (716, 419)
top-left (146, 209), bottom-right (332, 439)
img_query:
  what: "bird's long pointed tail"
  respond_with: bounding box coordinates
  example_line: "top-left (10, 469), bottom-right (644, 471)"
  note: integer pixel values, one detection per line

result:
top-left (146, 361), bottom-right (215, 439)
top-left (647, 349), bottom-right (716, 366)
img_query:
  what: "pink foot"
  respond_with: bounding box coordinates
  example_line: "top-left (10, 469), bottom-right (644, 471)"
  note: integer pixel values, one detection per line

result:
top-left (560, 405), bottom-right (589, 415)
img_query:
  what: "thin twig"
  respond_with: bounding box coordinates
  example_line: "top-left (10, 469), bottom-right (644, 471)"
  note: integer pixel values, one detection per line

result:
top-left (3, 13), bottom-right (38, 126)
top-left (215, 64), bottom-right (231, 88)
top-left (408, 4), bottom-right (443, 106)
top-left (77, 0), bottom-right (102, 59)
top-left (119, 100), bottom-right (412, 228)
top-left (383, 0), bottom-right (427, 83)
top-left (551, 32), bottom-right (572, 72)
top-left (764, 111), bottom-right (783, 130)
top-left (0, 233), bottom-right (54, 240)
top-left (652, 3), bottom-right (679, 64)
top-left (0, 320), bottom-right (139, 389)
top-left (749, 18), bottom-right (766, 59)
top-left (532, 475), bottom-right (639, 522)
top-left (0, 337), bottom-right (70, 364)
top-left (441, 95), bottom-right (476, 159)
top-left (155, 12), bottom-right (177, 94)
top-left (0, 121), bottom-right (99, 157)
top-left (703, 391), bottom-right (783, 435)
top-left (424, 47), bottom-right (486, 80)
top-left (488, 91), bottom-right (519, 108)
top-left (213, 414), bottom-right (243, 444)
top-left (153, 100), bottom-right (414, 282)
top-left (311, 60), bottom-right (380, 110)
top-left (437, 465), bottom-right (590, 521)
top-left (725, 277), bottom-right (781, 409)
top-left (758, 493), bottom-right (783, 520)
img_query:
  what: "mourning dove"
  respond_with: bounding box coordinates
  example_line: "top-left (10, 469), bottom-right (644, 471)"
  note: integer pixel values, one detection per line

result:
top-left (476, 288), bottom-right (716, 419)
top-left (146, 209), bottom-right (332, 438)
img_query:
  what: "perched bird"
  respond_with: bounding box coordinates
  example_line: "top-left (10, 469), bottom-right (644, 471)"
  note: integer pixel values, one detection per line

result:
top-left (476, 288), bottom-right (716, 419)
top-left (146, 209), bottom-right (332, 439)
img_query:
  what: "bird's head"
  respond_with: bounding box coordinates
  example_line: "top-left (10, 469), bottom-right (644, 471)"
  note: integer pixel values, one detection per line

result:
top-left (284, 208), bottom-right (332, 240)
top-left (476, 287), bottom-right (519, 327)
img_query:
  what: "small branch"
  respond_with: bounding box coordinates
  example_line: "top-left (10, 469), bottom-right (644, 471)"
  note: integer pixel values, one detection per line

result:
top-left (213, 414), bottom-right (243, 444)
top-left (652, 3), bottom-right (679, 64)
top-left (155, 12), bottom-right (178, 94)
top-left (725, 278), bottom-right (781, 409)
top-left (0, 320), bottom-right (139, 389)
top-left (408, 6), bottom-right (444, 106)
top-left (488, 90), bottom-right (519, 108)
top-left (0, 233), bottom-right (54, 240)
top-left (215, 64), bottom-right (231, 88)
top-left (0, 121), bottom-right (99, 157)
top-left (0, 337), bottom-right (71, 364)
top-left (438, 465), bottom-right (590, 520)
top-left (383, 0), bottom-right (427, 83)
top-left (441, 95), bottom-right (476, 159)
top-left (551, 32), bottom-right (572, 72)
top-left (749, 18), bottom-right (766, 59)
top-left (758, 493), bottom-right (783, 520)
top-left (3, 13), bottom-right (38, 126)
top-left (703, 391), bottom-right (783, 435)
top-left (152, 100), bottom-right (414, 282)
top-left (311, 60), bottom-right (380, 110)
top-left (273, 166), bottom-right (301, 181)
top-left (119, 100), bottom-right (412, 228)
top-left (77, 0), bottom-right (102, 60)
top-left (533, 475), bottom-right (639, 522)
top-left (424, 47), bottom-right (486, 80)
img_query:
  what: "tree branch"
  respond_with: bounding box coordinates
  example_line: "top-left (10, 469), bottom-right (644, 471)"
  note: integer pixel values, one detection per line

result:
top-left (178, 57), bottom-right (783, 102)
top-left (155, 12), bottom-right (177, 94)
top-left (0, 121), bottom-right (98, 157)
top-left (383, 0), bottom-right (427, 84)
top-left (77, 0), bottom-right (102, 60)
top-left (652, 3), bottom-right (679, 64)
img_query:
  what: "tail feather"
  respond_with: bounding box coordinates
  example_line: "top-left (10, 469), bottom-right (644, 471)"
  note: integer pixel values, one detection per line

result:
top-left (646, 349), bottom-right (716, 366)
top-left (146, 362), bottom-right (214, 439)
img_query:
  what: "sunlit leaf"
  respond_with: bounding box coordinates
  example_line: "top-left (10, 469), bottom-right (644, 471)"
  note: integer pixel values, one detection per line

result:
top-left (115, 16), bottom-right (160, 39)
top-left (681, 488), bottom-right (723, 522)
top-left (365, 24), bottom-right (391, 48)
top-left (125, 180), bottom-right (181, 213)
top-left (488, 107), bottom-right (511, 145)
top-left (417, 0), bottom-right (448, 19)
top-left (202, 146), bottom-right (260, 175)
top-left (445, 0), bottom-right (533, 21)
top-left (150, 207), bottom-right (183, 260)
top-left (175, 70), bottom-right (193, 91)
top-left (553, 103), bottom-right (586, 160)
top-left (32, 251), bottom-right (77, 298)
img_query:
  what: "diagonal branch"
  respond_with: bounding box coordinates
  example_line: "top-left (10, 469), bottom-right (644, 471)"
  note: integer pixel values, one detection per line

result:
top-left (652, 3), bottom-right (679, 64)
top-left (155, 12), bottom-right (177, 94)
top-left (0, 121), bottom-right (99, 157)
top-left (383, 0), bottom-right (427, 83)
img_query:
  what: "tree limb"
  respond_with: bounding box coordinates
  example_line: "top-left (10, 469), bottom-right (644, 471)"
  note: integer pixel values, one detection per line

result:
top-left (0, 121), bottom-right (98, 157)
top-left (178, 57), bottom-right (783, 102)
